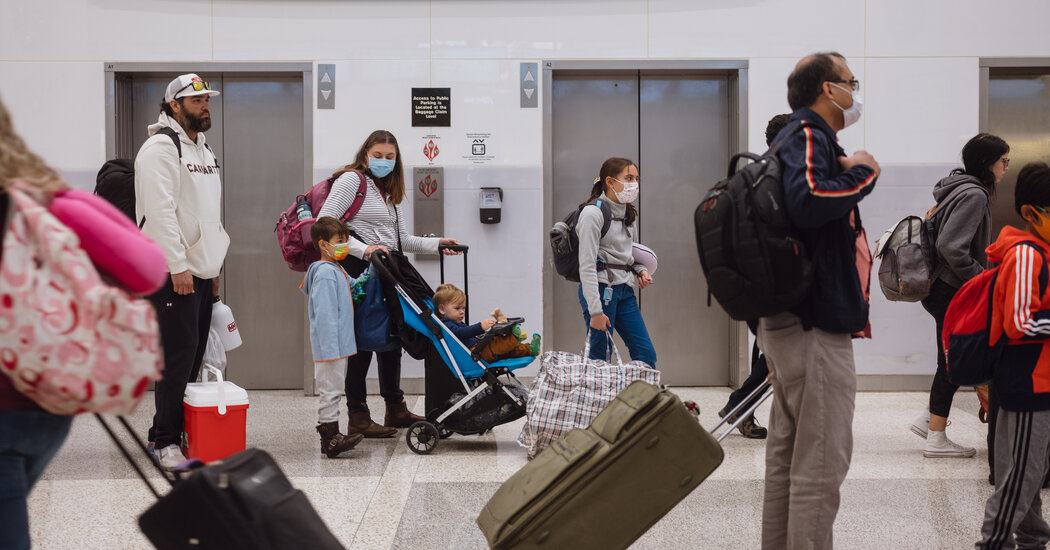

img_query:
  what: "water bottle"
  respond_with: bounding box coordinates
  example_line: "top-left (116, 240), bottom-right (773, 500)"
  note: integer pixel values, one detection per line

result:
top-left (295, 198), bottom-right (312, 222)
top-left (210, 297), bottom-right (243, 351)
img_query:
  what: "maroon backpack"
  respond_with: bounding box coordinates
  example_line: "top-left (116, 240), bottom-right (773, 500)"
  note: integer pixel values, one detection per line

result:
top-left (275, 170), bottom-right (367, 272)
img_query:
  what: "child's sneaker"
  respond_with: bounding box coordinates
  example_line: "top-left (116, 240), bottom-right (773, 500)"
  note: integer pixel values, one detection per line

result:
top-left (529, 334), bottom-right (541, 356)
top-left (910, 410), bottom-right (931, 438)
top-left (923, 430), bottom-right (976, 458)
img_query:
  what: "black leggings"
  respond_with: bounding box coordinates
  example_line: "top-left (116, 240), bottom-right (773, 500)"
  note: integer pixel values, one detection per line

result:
top-left (921, 279), bottom-right (960, 418)
top-left (345, 348), bottom-right (404, 413)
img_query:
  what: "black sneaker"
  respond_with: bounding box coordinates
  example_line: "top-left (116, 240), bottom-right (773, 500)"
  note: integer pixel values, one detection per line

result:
top-left (737, 416), bottom-right (768, 439)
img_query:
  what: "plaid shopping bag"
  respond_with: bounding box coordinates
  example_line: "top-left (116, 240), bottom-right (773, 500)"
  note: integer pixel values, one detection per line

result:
top-left (517, 332), bottom-right (659, 458)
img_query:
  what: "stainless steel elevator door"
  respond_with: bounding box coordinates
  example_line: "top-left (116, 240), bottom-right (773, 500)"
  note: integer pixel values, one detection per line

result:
top-left (550, 71), bottom-right (731, 385)
top-left (550, 73), bottom-right (639, 357)
top-left (639, 74), bottom-right (730, 385)
top-left (122, 73), bottom-right (305, 389)
top-left (987, 73), bottom-right (1050, 235)
top-left (220, 76), bottom-right (305, 389)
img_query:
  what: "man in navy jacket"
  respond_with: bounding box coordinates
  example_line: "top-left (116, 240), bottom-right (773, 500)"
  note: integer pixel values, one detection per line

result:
top-left (758, 52), bottom-right (879, 550)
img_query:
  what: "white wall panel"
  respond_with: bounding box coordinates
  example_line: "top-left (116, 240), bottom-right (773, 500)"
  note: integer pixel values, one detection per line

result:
top-left (430, 0), bottom-right (647, 59)
top-left (213, 1), bottom-right (429, 61)
top-left (313, 59), bottom-right (429, 168)
top-left (0, 1), bottom-right (211, 61)
top-left (865, 58), bottom-right (979, 165)
top-left (867, 0), bottom-right (1050, 57)
top-left (650, 0), bottom-right (865, 59)
top-left (0, 62), bottom-right (104, 173)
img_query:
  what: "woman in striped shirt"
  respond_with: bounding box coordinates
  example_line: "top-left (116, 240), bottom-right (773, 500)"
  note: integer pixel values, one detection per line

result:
top-left (318, 130), bottom-right (459, 438)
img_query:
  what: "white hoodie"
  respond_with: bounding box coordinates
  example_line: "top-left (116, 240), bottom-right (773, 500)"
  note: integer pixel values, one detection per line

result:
top-left (135, 113), bottom-right (229, 279)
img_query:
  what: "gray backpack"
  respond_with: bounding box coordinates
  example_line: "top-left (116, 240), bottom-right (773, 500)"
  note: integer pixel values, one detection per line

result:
top-left (875, 184), bottom-right (978, 302)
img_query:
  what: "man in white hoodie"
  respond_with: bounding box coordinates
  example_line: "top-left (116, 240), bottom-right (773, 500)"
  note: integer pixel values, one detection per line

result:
top-left (136, 73), bottom-right (230, 470)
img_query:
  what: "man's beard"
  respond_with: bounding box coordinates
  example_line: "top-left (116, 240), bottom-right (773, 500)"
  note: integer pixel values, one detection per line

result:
top-left (181, 110), bottom-right (212, 133)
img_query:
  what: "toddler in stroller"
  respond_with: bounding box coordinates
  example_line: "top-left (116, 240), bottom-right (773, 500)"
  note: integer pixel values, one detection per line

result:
top-left (433, 283), bottom-right (541, 363)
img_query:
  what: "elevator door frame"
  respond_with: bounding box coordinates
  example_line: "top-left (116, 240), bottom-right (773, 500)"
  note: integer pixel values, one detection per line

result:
top-left (541, 60), bottom-right (750, 387)
top-left (103, 61), bottom-right (315, 393)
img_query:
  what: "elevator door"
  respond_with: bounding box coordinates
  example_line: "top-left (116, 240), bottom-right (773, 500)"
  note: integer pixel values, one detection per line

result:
top-left (122, 73), bottom-right (305, 389)
top-left (987, 72), bottom-right (1050, 235)
top-left (550, 71), bottom-right (732, 385)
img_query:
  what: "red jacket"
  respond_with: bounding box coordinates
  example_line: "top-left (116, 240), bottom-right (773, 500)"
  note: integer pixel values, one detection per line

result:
top-left (988, 226), bottom-right (1050, 411)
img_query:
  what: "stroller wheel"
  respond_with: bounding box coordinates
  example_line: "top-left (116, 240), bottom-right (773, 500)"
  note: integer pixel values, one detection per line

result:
top-left (406, 421), bottom-right (440, 455)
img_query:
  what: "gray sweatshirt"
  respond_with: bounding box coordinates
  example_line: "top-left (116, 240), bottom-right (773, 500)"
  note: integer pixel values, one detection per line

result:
top-left (931, 173), bottom-right (991, 288)
top-left (576, 198), bottom-right (643, 315)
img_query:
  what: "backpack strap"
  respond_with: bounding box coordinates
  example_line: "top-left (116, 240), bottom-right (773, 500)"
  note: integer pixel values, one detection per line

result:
top-left (340, 170), bottom-right (369, 223)
top-left (155, 127), bottom-right (182, 159)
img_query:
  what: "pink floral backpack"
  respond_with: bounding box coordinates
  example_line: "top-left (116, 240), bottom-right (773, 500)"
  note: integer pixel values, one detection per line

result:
top-left (0, 184), bottom-right (162, 415)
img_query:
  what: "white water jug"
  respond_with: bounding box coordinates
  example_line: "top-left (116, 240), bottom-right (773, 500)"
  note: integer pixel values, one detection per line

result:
top-left (210, 297), bottom-right (242, 351)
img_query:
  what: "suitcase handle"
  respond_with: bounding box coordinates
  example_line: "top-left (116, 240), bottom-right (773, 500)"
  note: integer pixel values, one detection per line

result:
top-left (590, 381), bottom-right (661, 444)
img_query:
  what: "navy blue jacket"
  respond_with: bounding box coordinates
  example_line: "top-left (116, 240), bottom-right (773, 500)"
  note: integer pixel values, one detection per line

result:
top-left (439, 317), bottom-right (485, 347)
top-left (774, 108), bottom-right (877, 333)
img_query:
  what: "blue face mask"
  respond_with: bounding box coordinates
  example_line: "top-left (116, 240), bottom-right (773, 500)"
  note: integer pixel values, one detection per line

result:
top-left (369, 158), bottom-right (396, 179)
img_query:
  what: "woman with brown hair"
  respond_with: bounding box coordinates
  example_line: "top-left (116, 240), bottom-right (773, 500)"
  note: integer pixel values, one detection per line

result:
top-left (0, 95), bottom-right (74, 550)
top-left (318, 130), bottom-right (459, 437)
top-left (576, 157), bottom-right (656, 367)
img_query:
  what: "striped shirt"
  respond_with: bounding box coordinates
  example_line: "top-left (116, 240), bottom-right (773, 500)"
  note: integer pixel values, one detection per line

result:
top-left (317, 171), bottom-right (440, 259)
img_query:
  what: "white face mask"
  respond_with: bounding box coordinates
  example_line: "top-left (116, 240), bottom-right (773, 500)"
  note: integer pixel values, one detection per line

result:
top-left (612, 178), bottom-right (639, 204)
top-left (830, 83), bottom-right (863, 129)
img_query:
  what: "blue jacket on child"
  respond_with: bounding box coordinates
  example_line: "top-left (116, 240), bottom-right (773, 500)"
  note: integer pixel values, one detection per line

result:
top-left (301, 260), bottom-right (363, 362)
top-left (439, 317), bottom-right (485, 348)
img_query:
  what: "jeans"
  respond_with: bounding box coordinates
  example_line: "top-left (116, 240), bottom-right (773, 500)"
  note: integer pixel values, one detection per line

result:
top-left (346, 348), bottom-right (405, 413)
top-left (0, 410), bottom-right (72, 550)
top-left (578, 283), bottom-right (657, 367)
top-left (920, 278), bottom-right (960, 418)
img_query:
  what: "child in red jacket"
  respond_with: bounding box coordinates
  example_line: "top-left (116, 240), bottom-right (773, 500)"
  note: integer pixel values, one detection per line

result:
top-left (978, 162), bottom-right (1050, 549)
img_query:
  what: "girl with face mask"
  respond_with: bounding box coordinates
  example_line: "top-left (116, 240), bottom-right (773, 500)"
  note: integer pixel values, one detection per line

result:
top-left (575, 157), bottom-right (657, 367)
top-left (317, 130), bottom-right (461, 438)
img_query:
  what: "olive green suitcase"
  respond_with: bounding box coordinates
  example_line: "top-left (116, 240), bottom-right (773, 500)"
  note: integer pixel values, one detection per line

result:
top-left (476, 381), bottom-right (728, 549)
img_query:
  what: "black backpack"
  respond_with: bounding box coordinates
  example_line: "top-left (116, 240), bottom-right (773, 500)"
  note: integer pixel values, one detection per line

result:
top-left (95, 127), bottom-right (217, 223)
top-left (550, 198), bottom-right (631, 282)
top-left (694, 120), bottom-right (815, 321)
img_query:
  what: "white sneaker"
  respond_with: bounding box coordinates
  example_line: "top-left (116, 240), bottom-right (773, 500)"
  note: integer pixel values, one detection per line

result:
top-left (924, 430), bottom-right (976, 458)
top-left (910, 411), bottom-right (930, 438)
top-left (157, 444), bottom-right (188, 471)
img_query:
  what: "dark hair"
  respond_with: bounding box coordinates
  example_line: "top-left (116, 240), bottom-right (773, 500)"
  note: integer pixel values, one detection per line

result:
top-left (333, 130), bottom-right (405, 204)
top-left (1014, 162), bottom-right (1050, 216)
top-left (787, 52), bottom-right (846, 111)
top-left (951, 133), bottom-right (1009, 192)
top-left (585, 157), bottom-right (638, 226)
top-left (310, 216), bottom-right (350, 252)
top-left (765, 113), bottom-right (792, 147)
top-left (159, 98), bottom-right (184, 118)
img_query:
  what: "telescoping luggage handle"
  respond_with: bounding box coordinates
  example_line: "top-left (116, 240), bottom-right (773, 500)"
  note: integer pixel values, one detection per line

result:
top-left (438, 243), bottom-right (469, 322)
top-left (710, 381), bottom-right (774, 443)
top-left (95, 414), bottom-right (175, 499)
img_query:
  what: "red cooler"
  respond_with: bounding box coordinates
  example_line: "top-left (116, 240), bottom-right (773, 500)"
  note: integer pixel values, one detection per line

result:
top-left (183, 365), bottom-right (249, 462)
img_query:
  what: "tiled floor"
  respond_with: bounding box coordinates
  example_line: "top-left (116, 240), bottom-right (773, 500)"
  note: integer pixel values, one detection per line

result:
top-left (28, 388), bottom-right (1007, 549)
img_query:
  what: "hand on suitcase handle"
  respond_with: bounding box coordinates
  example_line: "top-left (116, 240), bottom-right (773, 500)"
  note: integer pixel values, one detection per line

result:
top-left (439, 242), bottom-right (468, 254)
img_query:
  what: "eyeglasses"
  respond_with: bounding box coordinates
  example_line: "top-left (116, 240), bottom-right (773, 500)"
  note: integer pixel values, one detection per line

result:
top-left (1001, 157), bottom-right (1011, 168)
top-left (177, 80), bottom-right (211, 95)
top-left (829, 79), bottom-right (860, 93)
top-left (1034, 205), bottom-right (1049, 215)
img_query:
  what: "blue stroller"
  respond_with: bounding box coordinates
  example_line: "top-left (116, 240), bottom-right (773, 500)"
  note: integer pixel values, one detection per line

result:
top-left (369, 248), bottom-right (534, 455)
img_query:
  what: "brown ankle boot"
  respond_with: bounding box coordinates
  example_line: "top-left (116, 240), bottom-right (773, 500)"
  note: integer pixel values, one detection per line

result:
top-left (347, 410), bottom-right (397, 438)
top-left (316, 422), bottom-right (364, 458)
top-left (384, 400), bottom-right (425, 428)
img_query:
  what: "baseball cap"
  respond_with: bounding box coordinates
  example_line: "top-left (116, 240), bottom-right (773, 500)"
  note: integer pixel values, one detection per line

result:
top-left (164, 73), bottom-right (220, 103)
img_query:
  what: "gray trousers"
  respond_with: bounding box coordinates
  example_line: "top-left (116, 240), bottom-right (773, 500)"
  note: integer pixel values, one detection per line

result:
top-left (977, 408), bottom-right (1050, 550)
top-left (758, 312), bottom-right (856, 550)
top-left (315, 358), bottom-right (348, 424)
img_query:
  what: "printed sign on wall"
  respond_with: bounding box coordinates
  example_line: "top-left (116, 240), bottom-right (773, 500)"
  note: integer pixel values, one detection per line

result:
top-left (413, 166), bottom-right (444, 260)
top-left (412, 88), bottom-right (451, 127)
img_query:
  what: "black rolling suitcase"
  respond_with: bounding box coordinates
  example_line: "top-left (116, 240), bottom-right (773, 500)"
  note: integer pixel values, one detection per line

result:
top-left (97, 415), bottom-right (344, 550)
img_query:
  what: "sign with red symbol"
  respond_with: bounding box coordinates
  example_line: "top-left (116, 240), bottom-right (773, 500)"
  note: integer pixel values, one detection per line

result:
top-left (412, 167), bottom-right (444, 260)
top-left (423, 139), bottom-right (440, 162)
